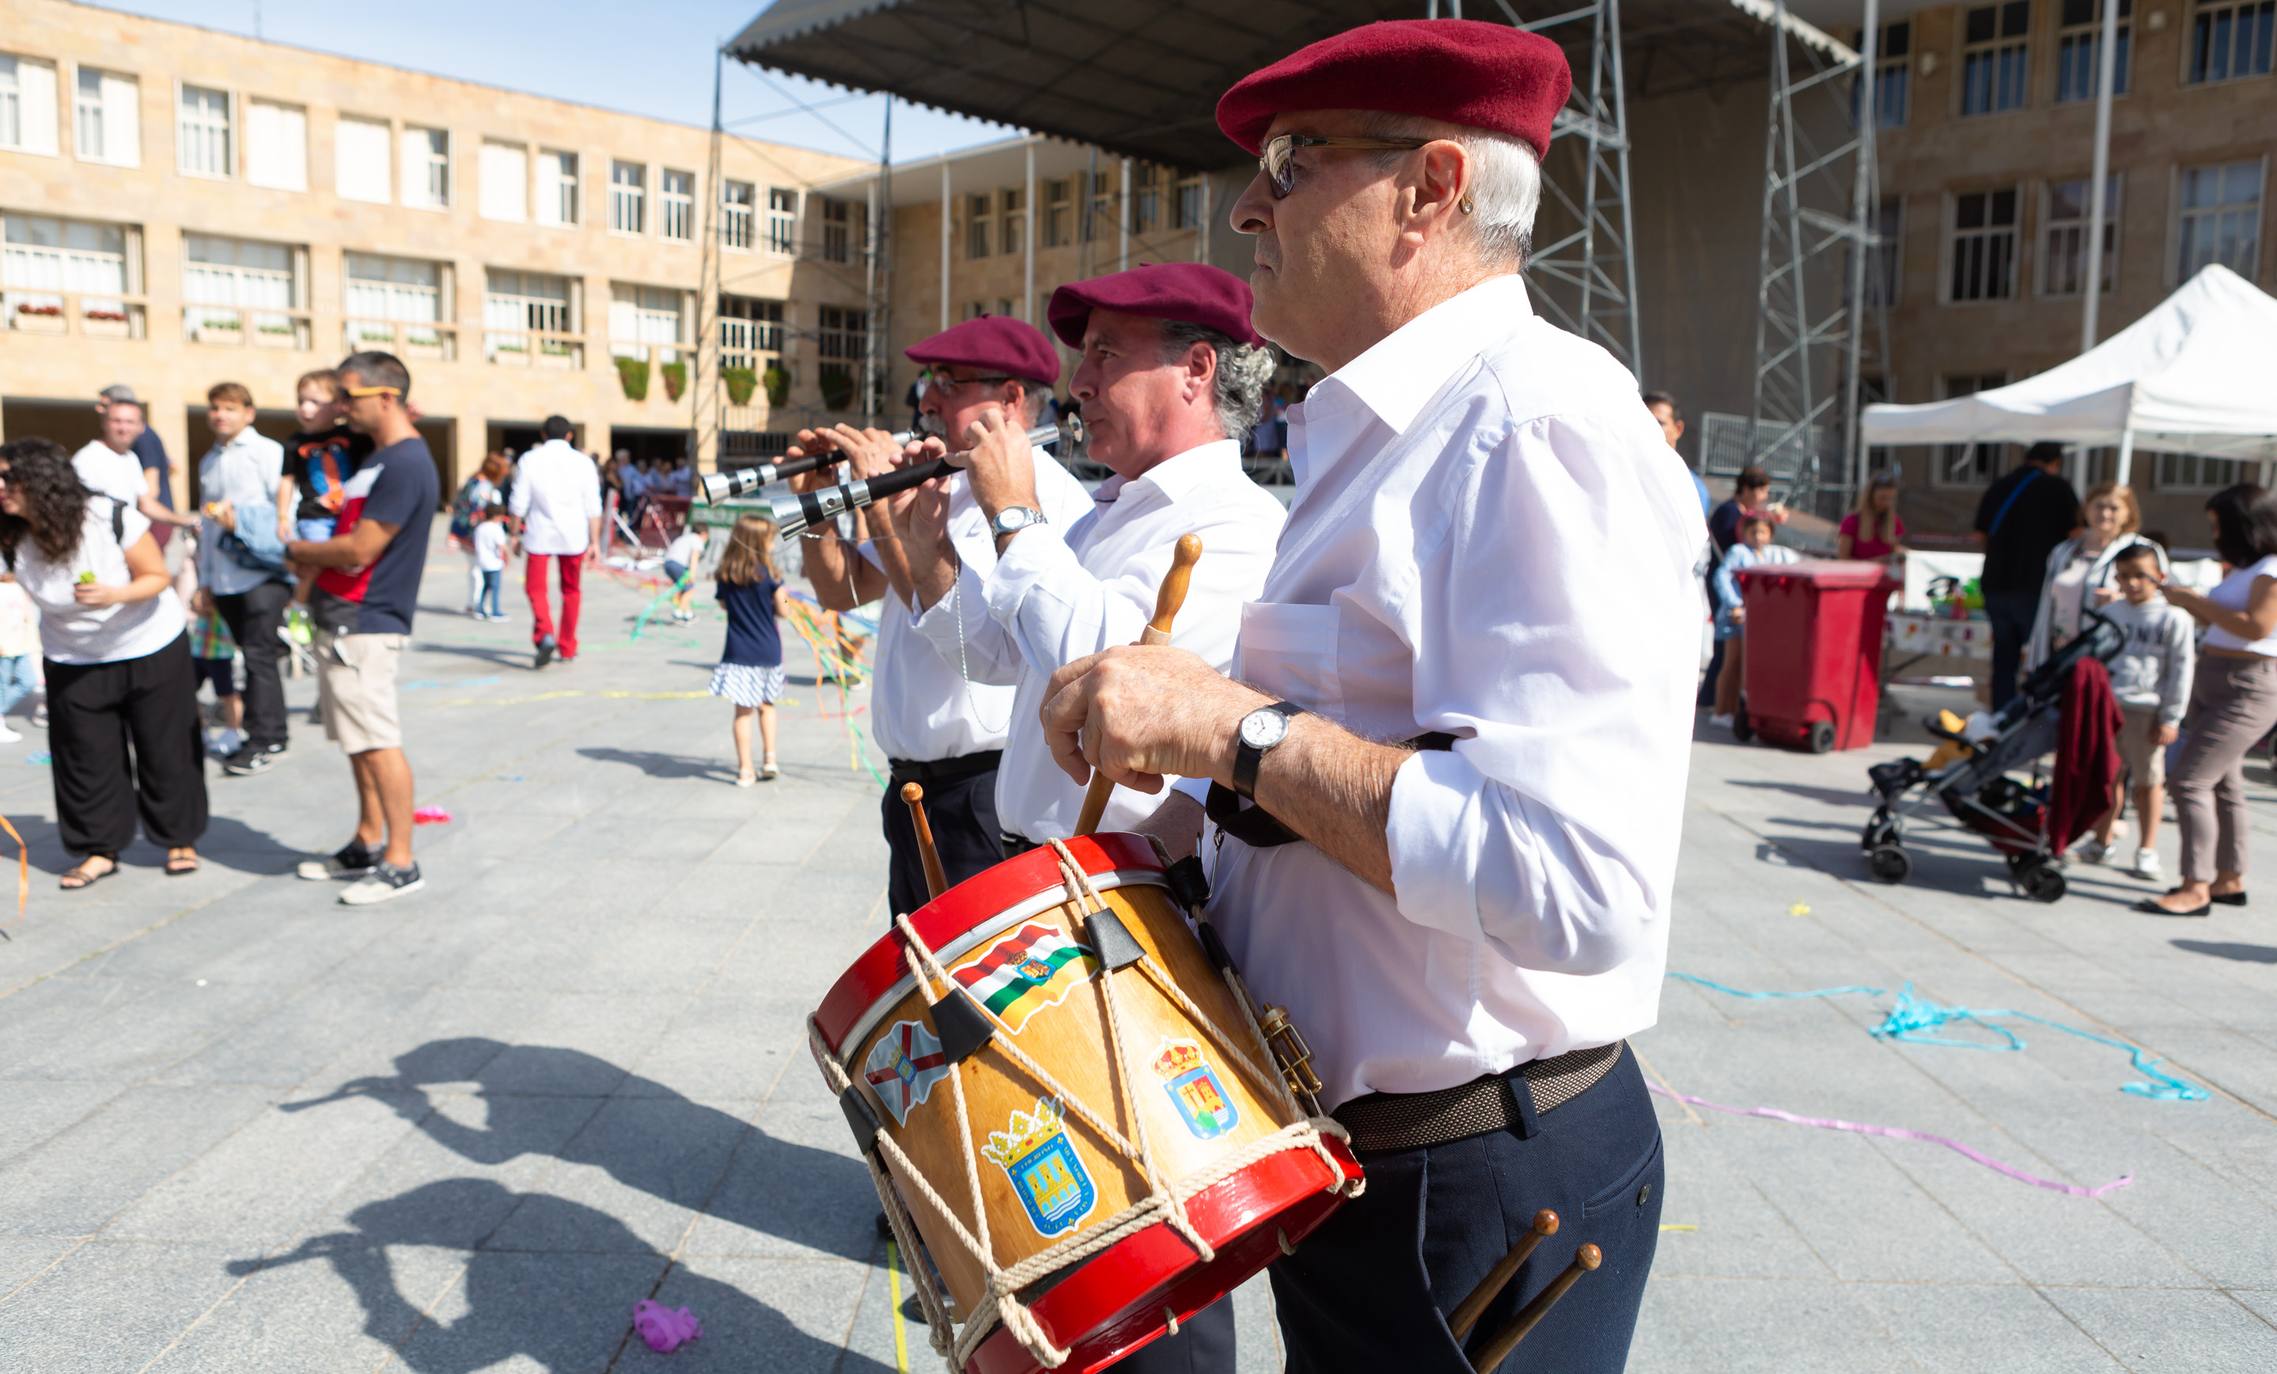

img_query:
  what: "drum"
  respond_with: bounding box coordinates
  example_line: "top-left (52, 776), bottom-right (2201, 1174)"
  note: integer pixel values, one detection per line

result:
top-left (811, 833), bottom-right (1363, 1374)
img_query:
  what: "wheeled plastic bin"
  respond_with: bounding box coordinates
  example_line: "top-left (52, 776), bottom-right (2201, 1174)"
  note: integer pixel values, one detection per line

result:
top-left (1733, 560), bottom-right (1899, 753)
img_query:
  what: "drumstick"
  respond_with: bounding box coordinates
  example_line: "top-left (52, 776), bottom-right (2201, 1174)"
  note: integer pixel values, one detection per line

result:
top-left (1073, 533), bottom-right (1203, 837)
top-left (901, 782), bottom-right (948, 900)
top-left (1447, 1209), bottom-right (1559, 1342)
top-left (1468, 1243), bottom-right (1600, 1373)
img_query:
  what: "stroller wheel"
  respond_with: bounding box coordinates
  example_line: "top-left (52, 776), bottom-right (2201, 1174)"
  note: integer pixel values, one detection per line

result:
top-left (2020, 863), bottom-right (2067, 903)
top-left (1867, 845), bottom-right (1911, 884)
top-left (1861, 809), bottom-right (1898, 851)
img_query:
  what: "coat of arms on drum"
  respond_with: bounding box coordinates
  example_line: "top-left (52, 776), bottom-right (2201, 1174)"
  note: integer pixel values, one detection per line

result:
top-left (1152, 1038), bottom-right (1239, 1140)
top-left (862, 1020), bottom-right (949, 1126)
top-left (981, 1096), bottom-right (1098, 1237)
top-left (947, 922), bottom-right (1099, 1034)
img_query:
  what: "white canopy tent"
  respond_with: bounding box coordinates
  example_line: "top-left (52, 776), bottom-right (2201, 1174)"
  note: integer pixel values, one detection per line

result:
top-left (1859, 265), bottom-right (2277, 485)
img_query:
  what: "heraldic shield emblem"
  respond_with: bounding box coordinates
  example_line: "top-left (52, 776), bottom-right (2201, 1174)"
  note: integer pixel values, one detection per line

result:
top-left (1153, 1038), bottom-right (1238, 1140)
top-left (981, 1097), bottom-right (1098, 1237)
top-left (862, 1020), bottom-right (949, 1127)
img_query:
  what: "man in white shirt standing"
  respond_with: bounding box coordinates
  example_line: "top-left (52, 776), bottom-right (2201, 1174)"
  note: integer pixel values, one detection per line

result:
top-left (508, 415), bottom-right (602, 668)
top-left (195, 381), bottom-right (293, 776)
top-left (73, 398), bottom-right (198, 535)
top-left (1037, 22), bottom-right (1707, 1372)
top-left (794, 316), bottom-right (1091, 921)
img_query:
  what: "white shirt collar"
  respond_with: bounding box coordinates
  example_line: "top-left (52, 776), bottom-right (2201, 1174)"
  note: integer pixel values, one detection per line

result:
top-left (1092, 438), bottom-right (1242, 507)
top-left (1299, 274), bottom-right (1534, 438)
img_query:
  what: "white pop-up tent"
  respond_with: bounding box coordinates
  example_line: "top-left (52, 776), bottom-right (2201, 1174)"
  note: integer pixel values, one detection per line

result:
top-left (1860, 265), bottom-right (2277, 483)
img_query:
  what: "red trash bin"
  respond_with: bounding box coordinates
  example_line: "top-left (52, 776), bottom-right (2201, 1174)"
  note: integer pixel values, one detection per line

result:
top-left (1733, 560), bottom-right (1899, 753)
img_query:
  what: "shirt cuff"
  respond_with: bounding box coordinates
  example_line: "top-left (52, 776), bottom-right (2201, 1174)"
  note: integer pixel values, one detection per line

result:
top-left (1383, 747), bottom-right (1489, 943)
top-left (985, 525), bottom-right (1081, 628)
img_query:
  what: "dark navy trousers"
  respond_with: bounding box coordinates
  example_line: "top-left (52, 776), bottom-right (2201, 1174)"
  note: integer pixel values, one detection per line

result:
top-left (1273, 1049), bottom-right (1665, 1374)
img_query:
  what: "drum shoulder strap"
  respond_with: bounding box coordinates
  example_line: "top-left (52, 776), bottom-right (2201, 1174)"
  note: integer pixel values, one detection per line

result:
top-left (1209, 731), bottom-right (1459, 850)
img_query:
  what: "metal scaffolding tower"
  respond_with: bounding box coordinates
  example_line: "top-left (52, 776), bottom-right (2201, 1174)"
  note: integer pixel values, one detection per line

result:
top-left (1746, 0), bottom-right (1884, 515)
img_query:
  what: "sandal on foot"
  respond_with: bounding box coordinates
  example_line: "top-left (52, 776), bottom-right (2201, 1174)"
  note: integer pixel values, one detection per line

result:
top-left (59, 858), bottom-right (118, 890)
top-left (734, 772), bottom-right (757, 788)
top-left (165, 852), bottom-right (201, 876)
top-left (760, 762), bottom-right (780, 780)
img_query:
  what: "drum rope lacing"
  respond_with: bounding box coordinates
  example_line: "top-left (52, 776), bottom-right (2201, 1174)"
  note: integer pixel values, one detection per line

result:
top-left (809, 840), bottom-right (1361, 1370)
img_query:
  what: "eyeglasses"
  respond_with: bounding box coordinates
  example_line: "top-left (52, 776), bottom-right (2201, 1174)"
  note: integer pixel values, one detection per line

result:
top-left (933, 374), bottom-right (1016, 392)
top-left (1259, 133), bottom-right (1430, 199)
top-left (342, 384), bottom-right (402, 399)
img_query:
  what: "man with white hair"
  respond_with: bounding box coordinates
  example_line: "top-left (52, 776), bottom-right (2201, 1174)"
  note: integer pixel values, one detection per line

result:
top-left (1035, 21), bottom-right (1705, 1370)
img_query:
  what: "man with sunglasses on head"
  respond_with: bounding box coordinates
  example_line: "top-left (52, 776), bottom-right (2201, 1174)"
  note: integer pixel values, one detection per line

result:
top-left (1035, 22), bottom-right (1706, 1372)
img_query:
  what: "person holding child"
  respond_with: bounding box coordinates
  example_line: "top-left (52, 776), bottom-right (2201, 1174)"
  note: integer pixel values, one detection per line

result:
top-left (1708, 510), bottom-right (1799, 729)
top-left (276, 369), bottom-right (369, 610)
top-left (2074, 543), bottom-right (2193, 878)
top-left (708, 513), bottom-right (792, 785)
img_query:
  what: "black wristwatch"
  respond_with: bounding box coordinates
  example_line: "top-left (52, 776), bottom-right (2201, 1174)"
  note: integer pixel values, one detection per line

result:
top-left (1232, 701), bottom-right (1305, 800)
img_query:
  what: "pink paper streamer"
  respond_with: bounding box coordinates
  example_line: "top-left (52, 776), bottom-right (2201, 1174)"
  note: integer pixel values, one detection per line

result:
top-left (1649, 1083), bottom-right (2134, 1199)
top-left (412, 806), bottom-right (453, 825)
top-left (632, 1299), bottom-right (703, 1353)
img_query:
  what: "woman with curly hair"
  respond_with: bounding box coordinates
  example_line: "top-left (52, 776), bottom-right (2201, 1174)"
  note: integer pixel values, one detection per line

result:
top-left (0, 438), bottom-right (204, 888)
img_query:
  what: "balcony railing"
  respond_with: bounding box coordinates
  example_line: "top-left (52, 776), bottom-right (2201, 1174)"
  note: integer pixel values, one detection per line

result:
top-left (345, 317), bottom-right (458, 361)
top-left (4, 290), bottom-right (147, 340)
top-left (185, 305), bottom-right (314, 350)
top-left (484, 329), bottom-right (584, 369)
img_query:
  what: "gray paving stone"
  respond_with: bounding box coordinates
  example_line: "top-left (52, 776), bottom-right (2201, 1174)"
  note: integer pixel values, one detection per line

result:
top-left (0, 1085), bottom-right (274, 1236)
top-left (483, 1096), bottom-right (755, 1255)
top-left (641, 1257), bottom-right (892, 1373)
top-left (147, 1241), bottom-right (471, 1374)
top-left (392, 1247), bottom-right (667, 1373)
top-left (0, 1079), bottom-right (124, 1165)
top-left (1628, 1276), bottom-right (1916, 1373)
top-left (0, 1241), bottom-right (245, 1373)
top-left (0, 1234), bottom-right (82, 1297)
top-left (2039, 1287), bottom-right (2277, 1374)
top-left (1853, 1283), bottom-right (2124, 1372)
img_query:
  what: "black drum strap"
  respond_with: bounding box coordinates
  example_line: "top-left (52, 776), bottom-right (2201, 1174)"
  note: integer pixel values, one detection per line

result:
top-left (1207, 732), bottom-right (1458, 850)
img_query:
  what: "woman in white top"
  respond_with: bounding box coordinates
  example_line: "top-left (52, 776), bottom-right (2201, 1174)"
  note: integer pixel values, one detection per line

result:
top-left (2138, 483), bottom-right (2277, 916)
top-left (2026, 482), bottom-right (2161, 670)
top-left (0, 439), bottom-right (204, 888)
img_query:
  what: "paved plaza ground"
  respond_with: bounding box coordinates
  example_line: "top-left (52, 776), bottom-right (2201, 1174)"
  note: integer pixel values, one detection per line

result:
top-left (2, 527), bottom-right (2275, 1372)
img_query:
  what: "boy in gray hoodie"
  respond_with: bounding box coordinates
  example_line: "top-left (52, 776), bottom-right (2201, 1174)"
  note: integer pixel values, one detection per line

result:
top-left (2079, 543), bottom-right (2195, 877)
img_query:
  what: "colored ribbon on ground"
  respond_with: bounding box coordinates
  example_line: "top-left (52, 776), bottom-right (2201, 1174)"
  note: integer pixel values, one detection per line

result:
top-left (780, 592), bottom-right (886, 789)
top-left (1647, 1082), bottom-right (2135, 1199)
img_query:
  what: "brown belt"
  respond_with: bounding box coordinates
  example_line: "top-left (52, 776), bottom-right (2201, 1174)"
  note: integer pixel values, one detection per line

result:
top-left (1332, 1042), bottom-right (1626, 1155)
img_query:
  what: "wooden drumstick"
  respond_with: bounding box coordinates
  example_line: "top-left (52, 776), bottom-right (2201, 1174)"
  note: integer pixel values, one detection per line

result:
top-left (901, 782), bottom-right (948, 900)
top-left (1072, 533), bottom-right (1203, 837)
top-left (1448, 1209), bottom-right (1559, 1342)
top-left (1468, 1243), bottom-right (1601, 1373)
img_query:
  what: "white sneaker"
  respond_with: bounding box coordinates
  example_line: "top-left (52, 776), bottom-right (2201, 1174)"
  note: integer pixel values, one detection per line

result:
top-left (2076, 837), bottom-right (2111, 865)
top-left (2133, 848), bottom-right (2162, 879)
top-left (0, 723), bottom-right (21, 743)
top-left (1708, 713), bottom-right (1735, 729)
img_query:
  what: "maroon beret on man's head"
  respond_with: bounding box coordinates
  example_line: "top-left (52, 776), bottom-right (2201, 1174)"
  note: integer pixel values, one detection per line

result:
top-left (904, 315), bottom-right (1061, 387)
top-left (1216, 19), bottom-right (1572, 162)
top-left (1046, 263), bottom-right (1265, 350)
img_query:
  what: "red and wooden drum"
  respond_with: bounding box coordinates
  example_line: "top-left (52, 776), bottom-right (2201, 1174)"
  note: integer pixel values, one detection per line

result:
top-left (811, 833), bottom-right (1363, 1374)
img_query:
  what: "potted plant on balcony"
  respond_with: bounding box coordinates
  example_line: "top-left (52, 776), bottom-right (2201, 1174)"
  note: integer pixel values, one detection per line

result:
top-left (615, 356), bottom-right (651, 401)
top-left (661, 361), bottom-right (687, 402)
top-left (82, 306), bottom-right (130, 339)
top-left (254, 319), bottom-right (297, 349)
top-left (195, 315), bottom-right (243, 344)
top-left (537, 337), bottom-right (576, 370)
top-left (819, 364), bottom-right (854, 413)
top-left (492, 337), bottom-right (530, 366)
top-left (12, 303), bottom-right (66, 335)
top-left (762, 363), bottom-right (790, 408)
top-left (723, 366), bottom-right (759, 407)
top-left (404, 326), bottom-right (445, 358)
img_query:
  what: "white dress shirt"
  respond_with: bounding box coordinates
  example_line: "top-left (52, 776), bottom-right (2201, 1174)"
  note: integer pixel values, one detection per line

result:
top-left (915, 439), bottom-right (1286, 839)
top-left (1201, 274), bottom-right (1707, 1111)
top-left (196, 427), bottom-right (286, 597)
top-left (509, 440), bottom-right (603, 555)
top-left (71, 440), bottom-right (147, 508)
top-left (854, 460), bottom-right (1092, 763)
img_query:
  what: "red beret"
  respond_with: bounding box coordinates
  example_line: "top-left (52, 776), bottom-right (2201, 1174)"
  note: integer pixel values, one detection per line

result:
top-left (1217, 19), bottom-right (1572, 162)
top-left (1046, 263), bottom-right (1264, 350)
top-left (904, 315), bottom-right (1060, 387)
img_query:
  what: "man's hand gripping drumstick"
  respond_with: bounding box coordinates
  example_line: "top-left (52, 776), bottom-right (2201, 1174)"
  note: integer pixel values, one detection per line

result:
top-left (1070, 534), bottom-right (1204, 836)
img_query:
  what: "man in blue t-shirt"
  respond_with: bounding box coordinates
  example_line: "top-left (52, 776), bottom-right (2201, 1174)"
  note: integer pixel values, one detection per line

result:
top-left (284, 351), bottom-right (440, 907)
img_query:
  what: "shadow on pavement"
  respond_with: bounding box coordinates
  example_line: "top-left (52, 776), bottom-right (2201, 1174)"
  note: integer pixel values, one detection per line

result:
top-left (408, 642), bottom-right (540, 668)
top-left (1725, 777), bottom-right (1881, 811)
top-left (576, 746), bottom-right (736, 782)
top-left (2170, 939), bottom-right (2277, 964)
top-left (1750, 832), bottom-right (2003, 899)
top-left (2, 811), bottom-right (299, 877)
top-left (228, 1178), bottom-right (889, 1373)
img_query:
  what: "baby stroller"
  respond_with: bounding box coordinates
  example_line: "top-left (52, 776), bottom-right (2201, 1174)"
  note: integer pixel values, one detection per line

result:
top-left (1859, 610), bottom-right (2125, 902)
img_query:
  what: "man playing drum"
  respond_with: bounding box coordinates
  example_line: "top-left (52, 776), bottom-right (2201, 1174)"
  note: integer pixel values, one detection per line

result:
top-left (1037, 21), bottom-right (1706, 1373)
top-left (794, 318), bottom-right (1090, 919)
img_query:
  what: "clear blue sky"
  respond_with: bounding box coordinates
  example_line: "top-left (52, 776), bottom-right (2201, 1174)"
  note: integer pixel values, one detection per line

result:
top-left (94, 0), bottom-right (1013, 163)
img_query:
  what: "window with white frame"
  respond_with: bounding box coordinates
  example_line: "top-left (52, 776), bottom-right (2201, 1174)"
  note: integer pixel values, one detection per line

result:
top-left (1960, 2), bottom-right (2032, 117)
top-left (2155, 451), bottom-right (2250, 491)
top-left (335, 115), bottom-right (390, 202)
top-left (479, 141), bottom-right (526, 221)
top-left (820, 197), bottom-right (854, 263)
top-left (1044, 178), bottom-right (1072, 248)
top-left (1949, 187), bottom-right (2020, 301)
top-left (177, 83), bottom-right (231, 177)
top-left (1002, 187), bottom-right (1025, 256)
top-left (245, 99), bottom-right (306, 190)
top-left (2056, 0), bottom-right (2131, 103)
top-left (718, 294), bottom-right (783, 372)
top-left (610, 283), bottom-right (684, 359)
top-left (660, 169), bottom-right (693, 241)
top-left (720, 179), bottom-right (754, 250)
top-left (343, 251), bottom-right (446, 350)
top-left (1, 54), bottom-right (60, 156)
top-left (610, 160), bottom-right (646, 234)
top-left (2176, 161), bottom-right (2263, 279)
top-left (1938, 374), bottom-right (2011, 485)
top-left (73, 67), bottom-right (137, 165)
top-left (965, 192), bottom-right (991, 258)
top-left (766, 187), bottom-right (797, 255)
top-left (818, 304), bottom-right (867, 366)
top-left (2186, 0), bottom-right (2276, 84)
top-left (182, 231), bottom-right (297, 340)
top-left (1, 213), bottom-right (132, 321)
top-left (2041, 176), bottom-right (2121, 296)
top-left (537, 148), bottom-right (577, 226)
top-left (483, 267), bottom-right (575, 360)
top-left (400, 125), bottom-right (448, 208)
top-left (1174, 175), bottom-right (1205, 230)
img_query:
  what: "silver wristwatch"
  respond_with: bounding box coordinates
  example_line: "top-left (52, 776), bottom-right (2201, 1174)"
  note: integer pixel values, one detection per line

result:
top-left (990, 506), bottom-right (1048, 538)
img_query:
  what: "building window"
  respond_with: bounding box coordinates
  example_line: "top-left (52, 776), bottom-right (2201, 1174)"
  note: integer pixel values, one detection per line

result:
top-left (1938, 374), bottom-right (2011, 485)
top-left (2041, 175), bottom-right (2121, 296)
top-left (483, 267), bottom-right (578, 365)
top-left (820, 197), bottom-right (855, 263)
top-left (1174, 175), bottom-right (1205, 230)
top-left (610, 160), bottom-right (646, 234)
top-left (1870, 21), bottom-right (1911, 128)
top-left (335, 115), bottom-right (390, 202)
top-left (244, 99), bottom-right (306, 191)
top-left (183, 232), bottom-right (300, 345)
top-left (400, 125), bottom-right (448, 208)
top-left (966, 300), bottom-right (987, 319)
top-left (2, 213), bottom-right (135, 332)
top-left (2156, 452), bottom-right (2250, 491)
top-left (610, 283), bottom-right (685, 361)
top-left (1960, 2), bottom-right (2032, 116)
top-left (1002, 187), bottom-right (1025, 256)
top-left (73, 67), bottom-right (138, 165)
top-left (1949, 188), bottom-right (2020, 301)
top-left (2056, 0), bottom-right (2132, 103)
top-left (2186, 0), bottom-right (2277, 84)
top-left (720, 180), bottom-right (754, 250)
top-left (766, 188), bottom-right (797, 255)
top-left (1087, 171), bottom-right (1113, 243)
top-left (718, 294), bottom-right (783, 373)
top-left (2176, 160), bottom-right (2263, 279)
top-left (1043, 178), bottom-right (1072, 248)
top-left (1133, 166), bottom-right (1162, 233)
top-left (818, 304), bottom-right (867, 366)
top-left (343, 251), bottom-right (449, 356)
top-left (1866, 197), bottom-right (1903, 307)
top-left (177, 83), bottom-right (232, 177)
top-left (538, 148), bottom-right (577, 226)
top-left (1, 54), bottom-right (60, 156)
top-left (660, 169), bottom-right (694, 241)
top-left (965, 192), bottom-right (991, 258)
top-left (479, 140), bottom-right (527, 221)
